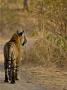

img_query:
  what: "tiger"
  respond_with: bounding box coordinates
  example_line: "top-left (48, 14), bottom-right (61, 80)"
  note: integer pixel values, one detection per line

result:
top-left (4, 30), bottom-right (27, 84)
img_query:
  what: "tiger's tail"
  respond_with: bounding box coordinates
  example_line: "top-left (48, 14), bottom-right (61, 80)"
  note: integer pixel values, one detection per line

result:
top-left (8, 45), bottom-right (12, 81)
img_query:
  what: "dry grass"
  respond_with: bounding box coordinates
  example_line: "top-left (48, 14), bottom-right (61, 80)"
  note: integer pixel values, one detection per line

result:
top-left (22, 31), bottom-right (67, 70)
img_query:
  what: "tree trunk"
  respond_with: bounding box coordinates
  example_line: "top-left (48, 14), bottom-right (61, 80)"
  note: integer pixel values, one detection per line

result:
top-left (23, 0), bottom-right (29, 11)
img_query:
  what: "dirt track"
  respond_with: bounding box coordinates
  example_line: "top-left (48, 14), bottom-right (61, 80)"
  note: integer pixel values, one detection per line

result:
top-left (0, 65), bottom-right (45, 90)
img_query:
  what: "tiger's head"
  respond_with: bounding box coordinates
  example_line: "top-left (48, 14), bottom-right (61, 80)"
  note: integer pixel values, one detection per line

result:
top-left (10, 30), bottom-right (27, 46)
top-left (17, 30), bottom-right (27, 46)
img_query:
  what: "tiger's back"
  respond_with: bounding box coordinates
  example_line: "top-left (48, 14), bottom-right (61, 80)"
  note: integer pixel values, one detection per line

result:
top-left (4, 41), bottom-right (19, 69)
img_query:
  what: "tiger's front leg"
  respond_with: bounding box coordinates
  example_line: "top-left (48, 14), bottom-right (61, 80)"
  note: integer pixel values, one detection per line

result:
top-left (15, 63), bottom-right (19, 80)
top-left (10, 59), bottom-right (16, 84)
top-left (11, 68), bottom-right (15, 84)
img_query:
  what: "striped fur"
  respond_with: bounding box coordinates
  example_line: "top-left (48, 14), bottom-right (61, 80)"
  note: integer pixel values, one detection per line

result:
top-left (4, 31), bottom-right (27, 84)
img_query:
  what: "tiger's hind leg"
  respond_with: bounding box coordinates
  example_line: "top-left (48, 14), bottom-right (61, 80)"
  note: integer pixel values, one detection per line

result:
top-left (4, 65), bottom-right (8, 82)
top-left (8, 67), bottom-right (15, 84)
top-left (4, 69), bottom-right (8, 82)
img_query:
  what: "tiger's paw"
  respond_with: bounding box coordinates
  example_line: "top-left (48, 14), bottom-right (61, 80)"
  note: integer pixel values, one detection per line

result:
top-left (11, 80), bottom-right (15, 84)
top-left (4, 79), bottom-right (8, 82)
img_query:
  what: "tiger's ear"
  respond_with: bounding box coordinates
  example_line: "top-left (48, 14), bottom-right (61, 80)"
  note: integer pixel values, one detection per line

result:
top-left (16, 30), bottom-right (19, 34)
top-left (17, 30), bottom-right (24, 36)
top-left (19, 32), bottom-right (23, 36)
